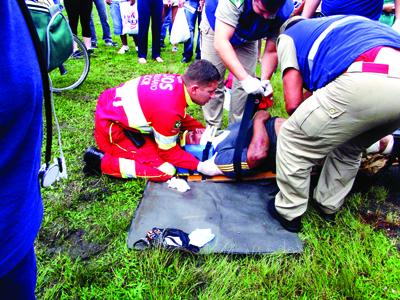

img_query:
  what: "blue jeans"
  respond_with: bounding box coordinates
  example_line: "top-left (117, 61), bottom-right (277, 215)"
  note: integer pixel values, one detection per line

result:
top-left (90, 0), bottom-right (113, 43)
top-left (160, 7), bottom-right (172, 44)
top-left (183, 0), bottom-right (201, 60)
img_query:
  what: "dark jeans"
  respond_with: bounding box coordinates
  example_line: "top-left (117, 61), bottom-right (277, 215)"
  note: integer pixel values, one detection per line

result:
top-left (183, 0), bottom-right (201, 60)
top-left (137, 0), bottom-right (163, 59)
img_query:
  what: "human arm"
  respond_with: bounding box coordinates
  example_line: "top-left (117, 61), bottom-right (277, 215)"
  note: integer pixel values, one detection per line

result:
top-left (214, 20), bottom-right (248, 81)
top-left (247, 111), bottom-right (270, 169)
top-left (260, 39), bottom-right (278, 81)
top-left (282, 68), bottom-right (303, 115)
top-left (181, 112), bottom-right (205, 131)
top-left (301, 0), bottom-right (321, 18)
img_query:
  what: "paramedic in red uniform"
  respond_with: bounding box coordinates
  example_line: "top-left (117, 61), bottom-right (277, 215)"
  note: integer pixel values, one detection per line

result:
top-left (83, 59), bottom-right (222, 181)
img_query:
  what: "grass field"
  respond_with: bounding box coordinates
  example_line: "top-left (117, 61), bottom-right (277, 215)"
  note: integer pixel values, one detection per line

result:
top-left (35, 15), bottom-right (400, 299)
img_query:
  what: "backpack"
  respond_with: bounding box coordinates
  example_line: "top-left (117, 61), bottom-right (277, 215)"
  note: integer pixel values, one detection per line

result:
top-left (26, 0), bottom-right (73, 71)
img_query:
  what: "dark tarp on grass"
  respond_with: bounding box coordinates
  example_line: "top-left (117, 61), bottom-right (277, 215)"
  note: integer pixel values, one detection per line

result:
top-left (127, 180), bottom-right (303, 254)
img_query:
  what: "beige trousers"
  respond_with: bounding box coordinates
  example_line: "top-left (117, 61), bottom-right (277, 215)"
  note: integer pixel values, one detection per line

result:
top-left (275, 57), bottom-right (400, 220)
top-left (199, 15), bottom-right (258, 129)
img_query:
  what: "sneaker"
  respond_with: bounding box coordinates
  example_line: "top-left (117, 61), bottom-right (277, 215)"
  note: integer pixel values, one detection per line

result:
top-left (172, 45), bottom-right (178, 52)
top-left (71, 50), bottom-right (83, 59)
top-left (155, 57), bottom-right (163, 63)
top-left (105, 41), bottom-right (118, 47)
top-left (118, 45), bottom-right (129, 54)
top-left (83, 146), bottom-right (104, 176)
top-left (138, 57), bottom-right (147, 64)
top-left (91, 41), bottom-right (98, 48)
top-left (268, 200), bottom-right (302, 232)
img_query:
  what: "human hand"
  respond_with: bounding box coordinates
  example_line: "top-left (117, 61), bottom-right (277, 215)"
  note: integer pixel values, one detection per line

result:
top-left (178, 0), bottom-right (185, 8)
top-left (197, 154), bottom-right (223, 176)
top-left (392, 20), bottom-right (400, 34)
top-left (260, 79), bottom-right (273, 96)
top-left (240, 75), bottom-right (265, 95)
top-left (253, 110), bottom-right (271, 123)
top-left (199, 125), bottom-right (217, 145)
top-left (130, 0), bottom-right (136, 5)
top-left (106, 0), bottom-right (112, 5)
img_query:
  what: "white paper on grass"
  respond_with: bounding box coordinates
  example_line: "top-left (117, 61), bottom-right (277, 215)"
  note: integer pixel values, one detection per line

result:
top-left (170, 8), bottom-right (190, 44)
top-left (189, 228), bottom-right (215, 247)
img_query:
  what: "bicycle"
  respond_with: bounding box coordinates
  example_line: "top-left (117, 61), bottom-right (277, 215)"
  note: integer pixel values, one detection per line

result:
top-left (27, 0), bottom-right (90, 92)
top-left (50, 34), bottom-right (90, 92)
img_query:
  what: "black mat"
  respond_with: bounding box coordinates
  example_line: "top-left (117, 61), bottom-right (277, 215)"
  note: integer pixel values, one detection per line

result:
top-left (127, 180), bottom-right (303, 254)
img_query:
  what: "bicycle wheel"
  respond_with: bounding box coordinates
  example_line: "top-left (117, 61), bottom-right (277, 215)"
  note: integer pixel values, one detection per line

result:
top-left (50, 35), bottom-right (90, 92)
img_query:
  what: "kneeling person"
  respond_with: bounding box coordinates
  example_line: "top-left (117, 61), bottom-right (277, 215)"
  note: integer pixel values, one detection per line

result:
top-left (84, 60), bottom-right (221, 181)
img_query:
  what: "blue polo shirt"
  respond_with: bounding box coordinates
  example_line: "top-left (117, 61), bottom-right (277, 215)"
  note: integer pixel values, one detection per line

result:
top-left (0, 1), bottom-right (43, 277)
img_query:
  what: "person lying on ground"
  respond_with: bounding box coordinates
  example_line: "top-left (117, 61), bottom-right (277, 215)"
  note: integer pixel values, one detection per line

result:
top-left (83, 59), bottom-right (222, 182)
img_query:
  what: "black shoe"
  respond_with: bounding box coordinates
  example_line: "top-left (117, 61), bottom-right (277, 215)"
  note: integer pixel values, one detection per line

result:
top-left (312, 201), bottom-right (337, 223)
top-left (91, 41), bottom-right (98, 48)
top-left (83, 146), bottom-right (104, 175)
top-left (71, 50), bottom-right (83, 59)
top-left (87, 48), bottom-right (95, 56)
top-left (181, 57), bottom-right (191, 63)
top-left (268, 200), bottom-right (302, 232)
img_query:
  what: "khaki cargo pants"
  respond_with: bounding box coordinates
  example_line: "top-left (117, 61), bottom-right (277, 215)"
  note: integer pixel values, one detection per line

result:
top-left (199, 15), bottom-right (258, 129)
top-left (275, 49), bottom-right (400, 220)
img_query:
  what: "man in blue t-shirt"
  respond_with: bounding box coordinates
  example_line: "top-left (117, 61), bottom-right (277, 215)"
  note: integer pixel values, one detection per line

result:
top-left (268, 16), bottom-right (400, 232)
top-left (200, 0), bottom-right (293, 129)
top-left (0, 0), bottom-right (44, 298)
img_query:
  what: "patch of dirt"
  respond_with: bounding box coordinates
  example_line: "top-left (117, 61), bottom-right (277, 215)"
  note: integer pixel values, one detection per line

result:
top-left (354, 168), bottom-right (400, 251)
top-left (39, 227), bottom-right (107, 260)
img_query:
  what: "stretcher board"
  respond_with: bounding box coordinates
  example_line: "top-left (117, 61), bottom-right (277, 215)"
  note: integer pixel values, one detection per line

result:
top-left (184, 171), bottom-right (277, 182)
top-left (127, 180), bottom-right (303, 254)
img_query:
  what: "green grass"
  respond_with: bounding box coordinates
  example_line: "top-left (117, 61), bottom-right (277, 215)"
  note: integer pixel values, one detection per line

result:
top-left (36, 14), bottom-right (400, 299)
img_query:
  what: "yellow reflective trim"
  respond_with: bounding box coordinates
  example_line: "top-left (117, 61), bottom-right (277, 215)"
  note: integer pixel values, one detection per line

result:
top-left (153, 128), bottom-right (178, 150)
top-left (157, 162), bottom-right (176, 176)
top-left (184, 85), bottom-right (195, 108)
top-left (119, 158), bottom-right (137, 178)
top-left (114, 78), bottom-right (152, 133)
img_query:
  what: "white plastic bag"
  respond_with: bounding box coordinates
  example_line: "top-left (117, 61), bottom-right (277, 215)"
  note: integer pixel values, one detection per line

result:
top-left (119, 1), bottom-right (139, 35)
top-left (170, 8), bottom-right (190, 44)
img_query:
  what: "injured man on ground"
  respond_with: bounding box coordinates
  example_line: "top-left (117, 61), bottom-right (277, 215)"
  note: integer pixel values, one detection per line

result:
top-left (182, 111), bottom-right (400, 179)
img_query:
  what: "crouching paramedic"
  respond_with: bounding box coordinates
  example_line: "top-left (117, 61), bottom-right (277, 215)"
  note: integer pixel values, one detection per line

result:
top-left (269, 16), bottom-right (400, 232)
top-left (83, 59), bottom-right (222, 181)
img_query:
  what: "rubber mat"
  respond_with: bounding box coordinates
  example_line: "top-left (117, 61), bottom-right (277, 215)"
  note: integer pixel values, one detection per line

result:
top-left (127, 180), bottom-right (303, 254)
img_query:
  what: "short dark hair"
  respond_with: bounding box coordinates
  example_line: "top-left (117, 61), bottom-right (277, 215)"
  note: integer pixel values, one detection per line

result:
top-left (182, 59), bottom-right (221, 86)
top-left (261, 0), bottom-right (285, 13)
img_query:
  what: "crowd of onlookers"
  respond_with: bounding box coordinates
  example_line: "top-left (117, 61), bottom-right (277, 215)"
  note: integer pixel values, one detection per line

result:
top-left (63, 0), bottom-right (203, 64)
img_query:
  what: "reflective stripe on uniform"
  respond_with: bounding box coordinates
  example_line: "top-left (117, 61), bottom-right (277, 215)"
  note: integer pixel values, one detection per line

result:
top-left (157, 162), bottom-right (176, 175)
top-left (153, 128), bottom-right (179, 150)
top-left (308, 16), bottom-right (365, 73)
top-left (119, 158), bottom-right (137, 178)
top-left (114, 78), bottom-right (152, 133)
